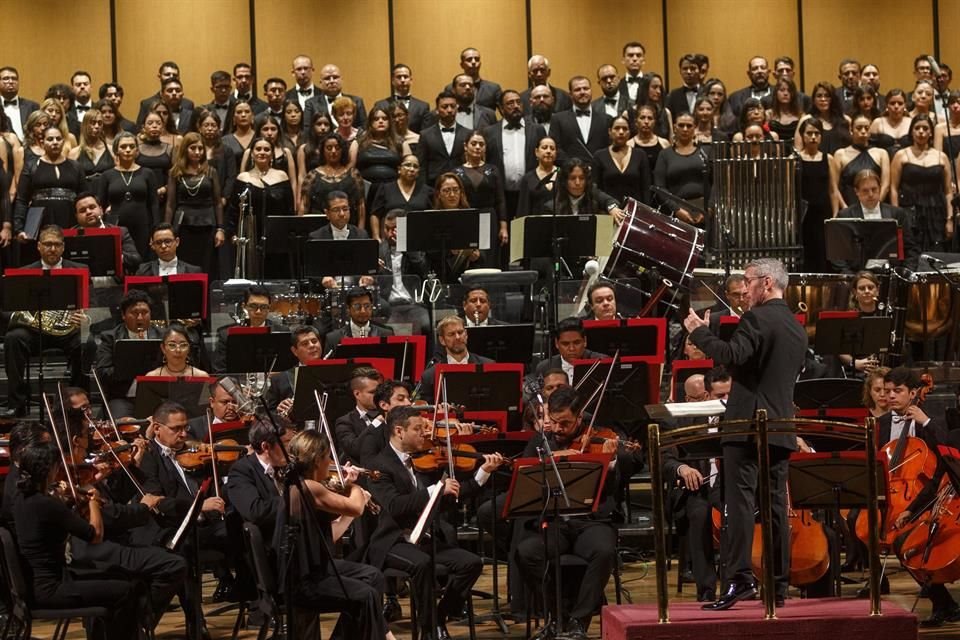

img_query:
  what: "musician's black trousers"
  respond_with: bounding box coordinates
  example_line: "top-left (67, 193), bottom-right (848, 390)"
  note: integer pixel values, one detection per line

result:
top-left (290, 559), bottom-right (387, 640)
top-left (4, 327), bottom-right (82, 411)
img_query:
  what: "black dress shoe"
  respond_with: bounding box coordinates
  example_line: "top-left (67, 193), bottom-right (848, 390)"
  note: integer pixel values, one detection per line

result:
top-left (382, 596), bottom-right (402, 622)
top-left (921, 604), bottom-right (960, 628)
top-left (856, 575), bottom-right (890, 598)
top-left (0, 407), bottom-right (24, 419)
top-left (562, 618), bottom-right (588, 640)
top-left (435, 622), bottom-right (452, 640)
top-left (702, 582), bottom-right (758, 611)
top-left (775, 596), bottom-right (786, 607)
top-left (697, 589), bottom-right (716, 602)
top-left (212, 575), bottom-right (237, 603)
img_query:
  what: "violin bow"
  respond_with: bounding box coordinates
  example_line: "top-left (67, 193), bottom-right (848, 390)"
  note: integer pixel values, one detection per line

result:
top-left (43, 391), bottom-right (80, 505)
top-left (90, 369), bottom-right (124, 442)
top-left (441, 378), bottom-right (455, 478)
top-left (56, 382), bottom-right (77, 469)
top-left (86, 419), bottom-right (151, 501)
top-left (580, 349), bottom-right (620, 453)
top-left (207, 410), bottom-right (221, 500)
top-left (315, 390), bottom-right (345, 487)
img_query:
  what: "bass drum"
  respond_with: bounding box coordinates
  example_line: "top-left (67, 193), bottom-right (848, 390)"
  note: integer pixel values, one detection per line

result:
top-left (604, 198), bottom-right (704, 288)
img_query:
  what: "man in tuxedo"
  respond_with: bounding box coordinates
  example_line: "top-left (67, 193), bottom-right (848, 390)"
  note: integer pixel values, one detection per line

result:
top-left (728, 56), bottom-right (773, 118)
top-left (366, 406), bottom-right (498, 640)
top-left (684, 258), bottom-right (808, 611)
top-left (377, 209), bottom-right (431, 336)
top-left (708, 274), bottom-right (749, 335)
top-left (374, 63), bottom-right (430, 133)
top-left (232, 62), bottom-right (267, 114)
top-left (666, 55), bottom-right (702, 119)
top-left (2, 225), bottom-right (88, 417)
top-left (287, 54), bottom-right (321, 111)
top-left (136, 61), bottom-right (196, 125)
top-left (212, 284), bottom-right (287, 372)
top-left (325, 287), bottom-right (395, 352)
top-left (773, 56), bottom-right (813, 112)
top-left (67, 70), bottom-right (94, 139)
top-left (356, 379), bottom-right (414, 465)
top-left (226, 419), bottom-right (287, 550)
top-left (455, 47), bottom-right (501, 110)
top-left (304, 64), bottom-right (367, 130)
top-left (204, 70), bottom-right (234, 133)
top-left (417, 91), bottom-right (471, 185)
top-left (550, 76), bottom-right (612, 163)
top-left (520, 55), bottom-right (572, 115)
top-left (451, 73), bottom-right (496, 130)
top-left (159, 78), bottom-right (193, 134)
top-left (334, 366), bottom-right (385, 463)
top-left (137, 223), bottom-right (202, 275)
top-left (266, 326), bottom-right (324, 417)
top-left (483, 90), bottom-right (546, 220)
top-left (836, 58), bottom-right (862, 114)
top-left (463, 286), bottom-right (508, 326)
top-left (878, 366), bottom-right (946, 447)
top-left (94, 289), bottom-right (162, 418)
top-left (586, 282), bottom-right (618, 320)
top-left (836, 169), bottom-right (920, 268)
top-left (309, 191), bottom-right (368, 241)
top-left (186, 377), bottom-right (245, 441)
top-left (98, 82), bottom-right (138, 133)
top-left (617, 41), bottom-right (648, 106)
top-left (862, 63), bottom-right (881, 94)
top-left (527, 84), bottom-right (556, 134)
top-left (256, 77), bottom-right (287, 125)
top-left (535, 316), bottom-right (607, 378)
top-left (0, 66), bottom-right (38, 141)
top-left (73, 192), bottom-right (142, 274)
top-left (419, 315), bottom-right (494, 393)
top-left (594, 64), bottom-right (634, 122)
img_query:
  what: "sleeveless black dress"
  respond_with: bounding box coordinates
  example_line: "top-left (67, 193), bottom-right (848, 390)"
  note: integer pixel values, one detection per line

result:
top-left (838, 147), bottom-right (881, 208)
top-left (899, 162), bottom-right (947, 251)
top-left (800, 154), bottom-right (832, 272)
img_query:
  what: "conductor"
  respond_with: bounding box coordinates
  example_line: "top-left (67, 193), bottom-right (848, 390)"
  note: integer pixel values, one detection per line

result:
top-left (682, 258), bottom-right (808, 611)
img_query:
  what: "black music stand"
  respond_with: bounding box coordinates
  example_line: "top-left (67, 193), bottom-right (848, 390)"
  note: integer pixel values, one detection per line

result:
top-left (825, 219), bottom-right (900, 271)
top-left (63, 229), bottom-right (122, 276)
top-left (583, 323), bottom-right (662, 359)
top-left (814, 316), bottom-right (893, 359)
top-left (437, 367), bottom-right (522, 412)
top-left (573, 359), bottom-right (654, 425)
top-left (289, 362), bottom-right (358, 424)
top-left (794, 378), bottom-right (864, 431)
top-left (303, 238), bottom-right (379, 284)
top-left (503, 454), bottom-right (611, 639)
top-left (225, 329), bottom-right (297, 373)
top-left (264, 214), bottom-right (327, 280)
top-left (3, 269), bottom-right (86, 412)
top-left (788, 452), bottom-right (886, 597)
top-left (466, 324), bottom-right (535, 366)
top-left (133, 377), bottom-right (213, 419)
top-left (126, 275), bottom-right (208, 327)
top-left (333, 341), bottom-right (417, 382)
top-left (113, 339), bottom-right (163, 381)
top-left (398, 209), bottom-right (490, 283)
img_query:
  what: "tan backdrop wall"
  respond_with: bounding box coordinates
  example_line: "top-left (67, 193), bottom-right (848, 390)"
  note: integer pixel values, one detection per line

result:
top-left (0, 0), bottom-right (952, 117)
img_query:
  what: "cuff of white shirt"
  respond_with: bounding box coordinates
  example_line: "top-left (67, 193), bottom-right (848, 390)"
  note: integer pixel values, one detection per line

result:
top-left (474, 467), bottom-right (491, 486)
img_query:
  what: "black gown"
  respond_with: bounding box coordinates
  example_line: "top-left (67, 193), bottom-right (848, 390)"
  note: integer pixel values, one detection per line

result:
top-left (369, 180), bottom-right (433, 217)
top-left (819, 124), bottom-right (849, 155)
top-left (13, 158), bottom-right (88, 264)
top-left (593, 146), bottom-right (652, 205)
top-left (301, 167), bottom-right (364, 225)
top-left (168, 169), bottom-right (221, 275)
top-left (899, 162), bottom-right (947, 251)
top-left (800, 154), bottom-right (832, 272)
top-left (136, 140), bottom-right (173, 195)
top-left (516, 168), bottom-right (557, 217)
top-left (633, 140), bottom-right (665, 176)
top-left (870, 132), bottom-right (912, 160)
top-left (838, 147), bottom-right (881, 208)
top-left (653, 146), bottom-right (712, 217)
top-left (453, 163), bottom-right (507, 265)
top-left (768, 119), bottom-right (799, 141)
top-left (99, 166), bottom-right (159, 258)
top-left (75, 148), bottom-right (114, 196)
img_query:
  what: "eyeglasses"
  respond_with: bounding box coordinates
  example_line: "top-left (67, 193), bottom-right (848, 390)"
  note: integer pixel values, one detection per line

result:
top-left (350, 303), bottom-right (373, 311)
top-left (327, 206), bottom-right (351, 214)
top-left (155, 421), bottom-right (188, 434)
top-left (152, 238), bottom-right (176, 246)
top-left (440, 187), bottom-right (461, 195)
top-left (164, 341), bottom-right (191, 351)
top-left (245, 303), bottom-right (270, 312)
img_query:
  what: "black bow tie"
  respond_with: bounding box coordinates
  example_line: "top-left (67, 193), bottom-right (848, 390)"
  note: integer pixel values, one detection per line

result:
top-left (394, 95), bottom-right (410, 102)
top-left (440, 127), bottom-right (456, 133)
top-left (237, 94), bottom-right (251, 102)
top-left (604, 97), bottom-right (617, 105)
top-left (76, 105), bottom-right (89, 112)
top-left (685, 86), bottom-right (699, 93)
top-left (627, 76), bottom-right (640, 84)
top-left (504, 121), bottom-right (522, 130)
top-left (575, 108), bottom-right (591, 117)
top-left (298, 88), bottom-right (312, 96)
top-left (2, 99), bottom-right (16, 107)
top-left (458, 106), bottom-right (472, 114)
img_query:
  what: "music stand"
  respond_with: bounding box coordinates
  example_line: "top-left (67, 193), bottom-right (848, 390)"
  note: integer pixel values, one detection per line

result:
top-left (513, 215), bottom-right (605, 266)
top-left (303, 238), bottom-right (379, 282)
top-left (573, 357), bottom-right (657, 424)
top-left (466, 324), bottom-right (535, 365)
top-left (583, 318), bottom-right (667, 362)
top-left (225, 327), bottom-right (297, 373)
top-left (125, 274), bottom-right (209, 325)
top-left (794, 379), bottom-right (866, 432)
top-left (63, 228), bottom-right (122, 277)
top-left (334, 335), bottom-right (426, 382)
top-left (432, 363), bottom-right (523, 412)
top-left (133, 376), bottom-right (215, 419)
top-left (825, 219), bottom-right (900, 271)
top-left (814, 315), bottom-right (893, 358)
top-left (289, 358), bottom-right (394, 424)
top-left (3, 268), bottom-right (88, 411)
top-left (398, 209), bottom-right (490, 283)
top-left (113, 339), bottom-right (163, 381)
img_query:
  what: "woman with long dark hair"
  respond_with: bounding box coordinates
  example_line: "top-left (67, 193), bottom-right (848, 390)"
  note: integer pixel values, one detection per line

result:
top-left (431, 172), bottom-right (485, 280)
top-left (637, 73), bottom-right (673, 141)
top-left (834, 114), bottom-right (890, 211)
top-left (299, 132), bottom-right (364, 227)
top-left (593, 114), bottom-right (651, 205)
top-left (452, 131), bottom-right (508, 262)
top-left (766, 78), bottom-right (802, 142)
top-left (552, 157), bottom-right (623, 221)
top-left (296, 111), bottom-right (334, 188)
top-left (796, 118), bottom-right (840, 271)
top-left (794, 82), bottom-right (851, 154)
top-left (869, 89), bottom-right (912, 158)
top-left (98, 131), bottom-right (159, 257)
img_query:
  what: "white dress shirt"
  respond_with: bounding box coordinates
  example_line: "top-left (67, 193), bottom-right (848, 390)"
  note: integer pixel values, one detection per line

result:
top-left (440, 126), bottom-right (456, 155)
top-left (331, 225), bottom-right (350, 240)
top-left (158, 257), bottom-right (179, 276)
top-left (575, 107), bottom-right (592, 142)
top-left (862, 205), bottom-right (882, 220)
top-left (501, 120), bottom-right (526, 190)
top-left (3, 97), bottom-right (24, 140)
top-left (349, 320), bottom-right (371, 337)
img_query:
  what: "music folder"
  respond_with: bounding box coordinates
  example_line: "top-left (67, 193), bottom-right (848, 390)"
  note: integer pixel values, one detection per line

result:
top-left (63, 227), bottom-right (123, 277)
top-left (405, 475), bottom-right (448, 545)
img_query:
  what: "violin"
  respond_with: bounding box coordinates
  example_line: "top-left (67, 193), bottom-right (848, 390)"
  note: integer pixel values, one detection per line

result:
top-left (327, 464), bottom-right (382, 481)
top-left (569, 427), bottom-right (643, 454)
top-left (176, 439), bottom-right (248, 471)
top-left (90, 418), bottom-right (144, 443)
top-left (321, 474), bottom-right (382, 514)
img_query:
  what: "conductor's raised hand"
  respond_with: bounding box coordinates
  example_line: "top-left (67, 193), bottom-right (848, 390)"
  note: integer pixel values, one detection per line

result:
top-left (683, 308), bottom-right (710, 333)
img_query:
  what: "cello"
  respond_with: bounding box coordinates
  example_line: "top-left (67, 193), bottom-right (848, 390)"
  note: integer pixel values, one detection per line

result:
top-left (856, 374), bottom-right (937, 550)
top-left (749, 484), bottom-right (831, 587)
top-left (897, 477), bottom-right (960, 584)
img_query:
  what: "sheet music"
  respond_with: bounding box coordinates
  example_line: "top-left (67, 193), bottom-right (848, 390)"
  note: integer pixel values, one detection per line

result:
top-left (657, 399), bottom-right (727, 418)
top-left (404, 478), bottom-right (445, 545)
top-left (166, 478), bottom-right (209, 551)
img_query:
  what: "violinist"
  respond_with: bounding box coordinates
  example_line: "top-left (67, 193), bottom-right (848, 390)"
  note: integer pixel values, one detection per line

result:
top-left (534, 316), bottom-right (607, 380)
top-left (94, 288), bottom-right (163, 418)
top-left (12, 442), bottom-right (145, 640)
top-left (212, 284), bottom-right (288, 373)
top-left (514, 385), bottom-right (621, 639)
top-left (683, 257), bottom-right (808, 611)
top-left (334, 366), bottom-right (385, 464)
top-left (463, 286), bottom-right (508, 326)
top-left (134, 400), bottom-right (231, 639)
top-left (280, 429), bottom-right (397, 640)
top-left (0, 421), bottom-right (51, 526)
top-left (367, 405), bottom-right (503, 640)
top-left (356, 378), bottom-right (413, 465)
top-left (227, 419), bottom-right (287, 552)
top-left (266, 325), bottom-right (323, 416)
top-left (419, 315), bottom-right (494, 393)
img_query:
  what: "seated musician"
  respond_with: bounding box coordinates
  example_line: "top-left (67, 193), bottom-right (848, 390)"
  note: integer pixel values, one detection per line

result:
top-left (73, 192), bottom-right (142, 274)
top-left (534, 316), bottom-right (607, 380)
top-left (325, 287), bottom-right (395, 352)
top-left (463, 286), bottom-right (508, 326)
top-left (266, 325), bottom-right (324, 417)
top-left (420, 315), bottom-right (494, 393)
top-left (136, 222), bottom-right (203, 275)
top-left (707, 274), bottom-right (749, 334)
top-left (878, 366), bottom-right (946, 449)
top-left (584, 281), bottom-right (618, 320)
top-left (0, 421), bottom-right (52, 526)
top-left (335, 366), bottom-right (385, 464)
top-left (309, 191), bottom-right (374, 290)
top-left (357, 378), bottom-right (414, 465)
top-left (187, 376), bottom-right (244, 441)
top-left (514, 385), bottom-right (622, 639)
top-left (281, 429), bottom-right (398, 640)
top-left (837, 169), bottom-right (919, 269)
top-left (144, 324), bottom-right (210, 378)
top-left (94, 289), bottom-right (163, 418)
top-left (213, 284), bottom-right (288, 373)
top-left (366, 406), bottom-right (503, 640)
top-left (12, 443), bottom-right (146, 640)
top-left (377, 208), bottom-right (432, 336)
top-left (133, 400), bottom-right (231, 639)
top-left (227, 419), bottom-right (287, 553)
top-left (3, 224), bottom-right (89, 418)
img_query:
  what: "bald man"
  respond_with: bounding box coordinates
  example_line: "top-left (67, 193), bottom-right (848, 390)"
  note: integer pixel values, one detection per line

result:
top-left (303, 63), bottom-right (367, 129)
